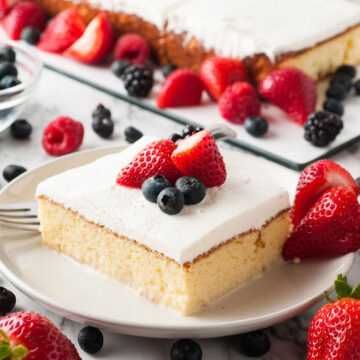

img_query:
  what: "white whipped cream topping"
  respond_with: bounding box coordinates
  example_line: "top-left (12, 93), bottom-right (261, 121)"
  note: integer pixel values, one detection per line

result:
top-left (36, 136), bottom-right (289, 264)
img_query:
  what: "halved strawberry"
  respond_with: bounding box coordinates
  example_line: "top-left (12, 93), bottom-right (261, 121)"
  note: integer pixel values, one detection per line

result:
top-left (37, 8), bottom-right (86, 53)
top-left (200, 56), bottom-right (247, 101)
top-left (1, 1), bottom-right (46, 40)
top-left (64, 12), bottom-right (114, 64)
top-left (171, 130), bottom-right (226, 188)
top-left (116, 139), bottom-right (182, 188)
top-left (283, 186), bottom-right (360, 260)
top-left (291, 159), bottom-right (359, 227)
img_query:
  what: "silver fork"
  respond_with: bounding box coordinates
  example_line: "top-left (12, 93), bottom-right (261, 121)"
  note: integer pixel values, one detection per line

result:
top-left (0, 125), bottom-right (236, 232)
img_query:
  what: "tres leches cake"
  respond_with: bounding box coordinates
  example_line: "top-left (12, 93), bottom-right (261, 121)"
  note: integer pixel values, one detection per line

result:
top-left (34, 0), bottom-right (360, 81)
top-left (36, 132), bottom-right (290, 315)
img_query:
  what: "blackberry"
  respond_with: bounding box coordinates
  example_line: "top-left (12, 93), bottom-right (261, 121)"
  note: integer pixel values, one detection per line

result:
top-left (304, 111), bottom-right (343, 147)
top-left (122, 64), bottom-right (153, 97)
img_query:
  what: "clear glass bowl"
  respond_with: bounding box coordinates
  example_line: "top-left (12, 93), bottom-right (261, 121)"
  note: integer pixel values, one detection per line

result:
top-left (0, 40), bottom-right (43, 133)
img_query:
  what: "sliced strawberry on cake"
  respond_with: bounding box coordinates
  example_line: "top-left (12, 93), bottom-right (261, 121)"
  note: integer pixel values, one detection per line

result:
top-left (171, 130), bottom-right (226, 187)
top-left (64, 12), bottom-right (114, 64)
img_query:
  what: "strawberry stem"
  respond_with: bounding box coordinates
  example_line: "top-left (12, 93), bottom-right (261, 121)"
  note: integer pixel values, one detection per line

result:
top-left (326, 274), bottom-right (360, 302)
top-left (0, 329), bottom-right (28, 360)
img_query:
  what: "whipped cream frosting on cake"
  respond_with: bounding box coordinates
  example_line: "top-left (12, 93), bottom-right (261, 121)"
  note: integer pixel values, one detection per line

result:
top-left (36, 136), bottom-right (289, 264)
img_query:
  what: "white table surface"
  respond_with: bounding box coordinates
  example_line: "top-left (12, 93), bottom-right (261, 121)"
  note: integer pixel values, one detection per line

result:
top-left (0, 68), bottom-right (359, 360)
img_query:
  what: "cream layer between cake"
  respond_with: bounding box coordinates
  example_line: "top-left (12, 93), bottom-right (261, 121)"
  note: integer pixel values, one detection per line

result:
top-left (36, 136), bottom-right (290, 265)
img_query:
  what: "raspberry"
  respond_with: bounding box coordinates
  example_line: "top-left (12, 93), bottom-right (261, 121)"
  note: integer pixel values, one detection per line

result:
top-left (114, 33), bottom-right (150, 64)
top-left (42, 116), bottom-right (84, 156)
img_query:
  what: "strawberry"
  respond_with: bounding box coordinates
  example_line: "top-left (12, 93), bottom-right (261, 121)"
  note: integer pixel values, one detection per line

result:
top-left (64, 12), bottom-right (114, 64)
top-left (291, 159), bottom-right (359, 227)
top-left (200, 56), bottom-right (247, 101)
top-left (0, 0), bottom-right (20, 16)
top-left (1, 1), bottom-right (46, 40)
top-left (37, 8), bottom-right (86, 53)
top-left (258, 67), bottom-right (317, 126)
top-left (218, 81), bottom-right (260, 124)
top-left (114, 33), bottom-right (150, 64)
top-left (116, 139), bottom-right (182, 188)
top-left (0, 311), bottom-right (81, 359)
top-left (307, 275), bottom-right (360, 360)
top-left (157, 69), bottom-right (203, 108)
top-left (283, 186), bottom-right (360, 260)
top-left (171, 130), bottom-right (226, 188)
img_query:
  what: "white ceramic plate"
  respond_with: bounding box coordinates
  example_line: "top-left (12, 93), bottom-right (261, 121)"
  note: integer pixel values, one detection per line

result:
top-left (0, 147), bottom-right (355, 338)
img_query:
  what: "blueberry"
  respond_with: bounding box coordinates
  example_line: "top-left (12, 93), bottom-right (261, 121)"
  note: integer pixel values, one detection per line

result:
top-left (0, 46), bottom-right (15, 63)
top-left (169, 133), bottom-right (183, 143)
top-left (354, 80), bottom-right (360, 95)
top-left (0, 62), bottom-right (17, 79)
top-left (175, 176), bottom-right (206, 205)
top-left (330, 74), bottom-right (352, 93)
top-left (111, 59), bottom-right (131, 78)
top-left (170, 339), bottom-right (202, 360)
top-left (124, 126), bottom-right (143, 143)
top-left (323, 98), bottom-right (344, 116)
top-left (0, 287), bottom-right (16, 314)
top-left (20, 26), bottom-right (40, 45)
top-left (240, 331), bottom-right (271, 357)
top-left (92, 117), bottom-right (114, 138)
top-left (356, 177), bottom-right (360, 188)
top-left (335, 64), bottom-right (356, 79)
top-left (181, 124), bottom-right (197, 138)
top-left (0, 75), bottom-right (20, 89)
top-left (244, 116), bottom-right (268, 137)
top-left (142, 175), bottom-right (171, 203)
top-left (3, 165), bottom-right (26, 182)
top-left (10, 119), bottom-right (32, 139)
top-left (91, 103), bottom-right (111, 119)
top-left (326, 82), bottom-right (346, 101)
top-left (78, 326), bottom-right (103, 354)
top-left (162, 64), bottom-right (178, 78)
top-left (157, 188), bottom-right (184, 215)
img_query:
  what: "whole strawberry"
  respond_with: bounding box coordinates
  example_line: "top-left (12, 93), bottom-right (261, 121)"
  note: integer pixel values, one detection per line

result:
top-left (0, 311), bottom-right (81, 359)
top-left (219, 81), bottom-right (260, 124)
top-left (117, 139), bottom-right (182, 188)
top-left (307, 275), bottom-right (360, 359)
top-left (258, 67), bottom-right (317, 126)
top-left (200, 56), bottom-right (247, 101)
top-left (283, 186), bottom-right (360, 260)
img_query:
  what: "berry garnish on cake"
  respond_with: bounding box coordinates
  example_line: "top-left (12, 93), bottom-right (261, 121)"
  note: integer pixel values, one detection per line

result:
top-left (114, 33), bottom-right (150, 64)
top-left (258, 67), bottom-right (317, 126)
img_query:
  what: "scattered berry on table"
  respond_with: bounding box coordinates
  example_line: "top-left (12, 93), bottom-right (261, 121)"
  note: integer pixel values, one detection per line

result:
top-left (157, 68), bottom-right (203, 108)
top-left (258, 67), bottom-right (317, 126)
top-left (111, 59), bottom-right (131, 78)
top-left (78, 326), bottom-right (103, 355)
top-left (0, 286), bottom-right (16, 314)
top-left (0, 46), bottom-right (16, 63)
top-left (142, 175), bottom-right (172, 203)
top-left (169, 133), bottom-right (182, 143)
top-left (37, 8), bottom-right (86, 53)
top-left (1, 1), bottom-right (47, 40)
top-left (354, 79), bottom-right (360, 95)
top-left (170, 339), bottom-right (202, 360)
top-left (304, 111), bottom-right (343, 147)
top-left (326, 82), bottom-right (347, 101)
top-left (240, 331), bottom-right (271, 357)
top-left (124, 126), bottom-right (143, 143)
top-left (114, 33), bottom-right (150, 64)
top-left (330, 73), bottom-right (352, 93)
top-left (10, 119), bottom-right (32, 139)
top-left (162, 64), bottom-right (178, 78)
top-left (175, 176), bottom-right (206, 205)
top-left (157, 187), bottom-right (185, 215)
top-left (91, 103), bottom-right (111, 119)
top-left (244, 116), bottom-right (268, 137)
top-left (3, 164), bottom-right (26, 182)
top-left (323, 98), bottom-right (344, 116)
top-left (122, 64), bottom-right (153, 97)
top-left (219, 81), bottom-right (260, 124)
top-left (0, 61), bottom-right (17, 79)
top-left (200, 56), bottom-right (248, 101)
top-left (92, 116), bottom-right (113, 138)
top-left (42, 116), bottom-right (84, 156)
top-left (20, 26), bottom-right (40, 45)
top-left (0, 75), bottom-right (20, 89)
top-left (335, 64), bottom-right (356, 79)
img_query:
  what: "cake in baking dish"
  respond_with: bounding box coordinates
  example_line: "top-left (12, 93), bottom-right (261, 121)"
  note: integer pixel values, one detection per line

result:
top-left (36, 135), bottom-right (290, 315)
top-left (34, 0), bottom-right (360, 81)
